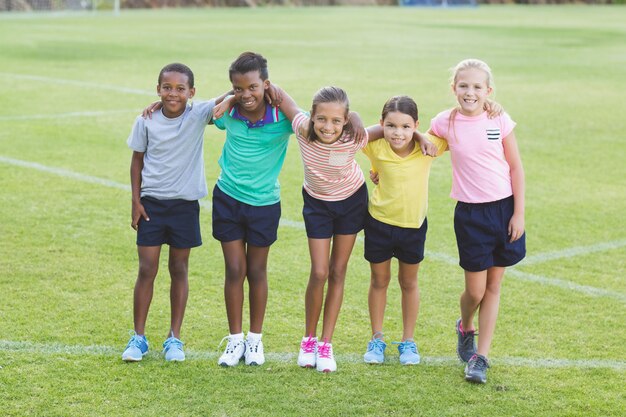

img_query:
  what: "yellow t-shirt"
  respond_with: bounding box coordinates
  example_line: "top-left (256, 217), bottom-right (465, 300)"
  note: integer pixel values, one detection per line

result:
top-left (363, 135), bottom-right (447, 228)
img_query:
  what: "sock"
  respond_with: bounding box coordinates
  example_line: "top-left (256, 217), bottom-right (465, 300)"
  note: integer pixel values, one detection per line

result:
top-left (247, 331), bottom-right (262, 341)
top-left (230, 332), bottom-right (244, 341)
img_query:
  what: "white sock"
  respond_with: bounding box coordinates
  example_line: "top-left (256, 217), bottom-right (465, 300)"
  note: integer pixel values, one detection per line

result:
top-left (230, 332), bottom-right (244, 341)
top-left (247, 331), bottom-right (262, 341)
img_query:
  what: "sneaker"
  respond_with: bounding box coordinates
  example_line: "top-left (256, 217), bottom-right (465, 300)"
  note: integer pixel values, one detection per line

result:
top-left (316, 340), bottom-right (336, 373)
top-left (394, 339), bottom-right (421, 365)
top-left (244, 337), bottom-right (265, 366)
top-left (297, 336), bottom-right (317, 368)
top-left (122, 332), bottom-right (149, 362)
top-left (465, 354), bottom-right (489, 384)
top-left (162, 334), bottom-right (185, 362)
top-left (363, 332), bottom-right (386, 364)
top-left (218, 335), bottom-right (245, 367)
top-left (456, 318), bottom-right (477, 363)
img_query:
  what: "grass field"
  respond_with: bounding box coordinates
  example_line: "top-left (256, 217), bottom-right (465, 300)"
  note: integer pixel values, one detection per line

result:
top-left (1, 5), bottom-right (625, 416)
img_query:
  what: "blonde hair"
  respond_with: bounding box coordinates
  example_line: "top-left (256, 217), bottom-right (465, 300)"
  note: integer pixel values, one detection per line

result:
top-left (448, 59), bottom-right (494, 139)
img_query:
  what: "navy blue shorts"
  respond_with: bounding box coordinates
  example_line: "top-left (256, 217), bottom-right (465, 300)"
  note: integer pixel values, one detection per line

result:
top-left (136, 196), bottom-right (201, 248)
top-left (454, 195), bottom-right (526, 272)
top-left (212, 185), bottom-right (281, 247)
top-left (364, 214), bottom-right (428, 264)
top-left (302, 183), bottom-right (368, 239)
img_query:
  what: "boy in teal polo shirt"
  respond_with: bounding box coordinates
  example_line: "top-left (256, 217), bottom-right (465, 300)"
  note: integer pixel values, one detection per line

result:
top-left (213, 52), bottom-right (293, 367)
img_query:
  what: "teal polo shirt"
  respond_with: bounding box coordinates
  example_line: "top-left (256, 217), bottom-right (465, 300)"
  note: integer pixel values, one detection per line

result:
top-left (213, 103), bottom-right (293, 206)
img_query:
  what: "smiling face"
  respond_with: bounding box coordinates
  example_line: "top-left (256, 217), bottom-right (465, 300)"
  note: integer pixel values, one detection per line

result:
top-left (156, 71), bottom-right (195, 118)
top-left (381, 111), bottom-right (418, 157)
top-left (453, 67), bottom-right (492, 117)
top-left (311, 101), bottom-right (348, 144)
top-left (231, 70), bottom-right (269, 119)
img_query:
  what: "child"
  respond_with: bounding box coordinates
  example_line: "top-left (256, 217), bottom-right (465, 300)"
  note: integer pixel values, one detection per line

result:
top-left (270, 86), bottom-right (369, 373)
top-left (212, 52), bottom-right (294, 367)
top-left (428, 59), bottom-right (525, 383)
top-left (362, 96), bottom-right (447, 365)
top-left (123, 63), bottom-right (220, 362)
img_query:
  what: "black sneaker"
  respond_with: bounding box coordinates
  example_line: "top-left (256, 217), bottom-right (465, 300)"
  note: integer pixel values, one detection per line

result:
top-left (465, 354), bottom-right (489, 384)
top-left (456, 318), bottom-right (477, 363)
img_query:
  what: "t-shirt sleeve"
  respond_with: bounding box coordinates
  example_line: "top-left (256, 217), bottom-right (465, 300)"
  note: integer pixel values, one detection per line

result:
top-left (127, 116), bottom-right (147, 152)
top-left (197, 99), bottom-right (217, 124)
top-left (500, 112), bottom-right (517, 139)
top-left (429, 134), bottom-right (448, 156)
top-left (429, 112), bottom-right (448, 138)
top-left (292, 112), bottom-right (309, 140)
top-left (213, 114), bottom-right (226, 130)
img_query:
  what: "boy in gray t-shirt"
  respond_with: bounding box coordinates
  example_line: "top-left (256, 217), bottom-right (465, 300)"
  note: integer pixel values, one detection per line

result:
top-left (122, 62), bottom-right (219, 362)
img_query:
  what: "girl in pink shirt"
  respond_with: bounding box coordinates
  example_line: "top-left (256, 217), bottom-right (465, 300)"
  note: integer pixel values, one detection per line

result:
top-left (428, 59), bottom-right (526, 384)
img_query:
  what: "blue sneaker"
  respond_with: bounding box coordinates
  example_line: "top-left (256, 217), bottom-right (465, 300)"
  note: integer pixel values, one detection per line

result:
top-left (394, 339), bottom-right (421, 365)
top-left (163, 334), bottom-right (185, 362)
top-left (122, 332), bottom-right (149, 362)
top-left (363, 332), bottom-right (386, 364)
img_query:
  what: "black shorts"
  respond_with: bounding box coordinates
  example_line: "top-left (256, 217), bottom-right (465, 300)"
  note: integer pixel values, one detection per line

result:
top-left (364, 214), bottom-right (428, 265)
top-left (454, 195), bottom-right (526, 272)
top-left (136, 196), bottom-right (201, 249)
top-left (212, 184), bottom-right (281, 247)
top-left (302, 183), bottom-right (368, 239)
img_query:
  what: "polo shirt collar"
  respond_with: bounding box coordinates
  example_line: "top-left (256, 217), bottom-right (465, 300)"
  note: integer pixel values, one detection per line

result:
top-left (230, 102), bottom-right (280, 128)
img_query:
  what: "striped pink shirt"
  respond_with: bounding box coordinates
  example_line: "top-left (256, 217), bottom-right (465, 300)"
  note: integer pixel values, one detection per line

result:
top-left (292, 112), bottom-right (367, 201)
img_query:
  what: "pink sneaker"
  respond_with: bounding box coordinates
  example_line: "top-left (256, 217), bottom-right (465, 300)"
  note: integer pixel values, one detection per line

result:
top-left (316, 340), bottom-right (336, 373)
top-left (297, 336), bottom-right (317, 368)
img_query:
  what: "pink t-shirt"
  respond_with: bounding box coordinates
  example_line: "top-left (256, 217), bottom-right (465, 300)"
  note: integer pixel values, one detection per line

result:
top-left (430, 110), bottom-right (516, 204)
top-left (292, 112), bottom-right (367, 201)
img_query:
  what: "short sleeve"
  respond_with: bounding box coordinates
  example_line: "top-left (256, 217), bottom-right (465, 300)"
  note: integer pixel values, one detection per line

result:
top-left (500, 112), bottom-right (517, 139)
top-left (127, 116), bottom-right (147, 152)
top-left (292, 112), bottom-right (309, 139)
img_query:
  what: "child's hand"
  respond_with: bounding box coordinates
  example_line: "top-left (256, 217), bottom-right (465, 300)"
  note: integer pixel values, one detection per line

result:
top-left (213, 97), bottom-right (233, 120)
top-left (265, 83), bottom-right (283, 107)
top-left (142, 101), bottom-right (162, 119)
top-left (369, 169), bottom-right (379, 185)
top-left (420, 139), bottom-right (438, 157)
top-left (508, 212), bottom-right (524, 243)
top-left (131, 202), bottom-right (150, 231)
top-left (484, 99), bottom-right (503, 119)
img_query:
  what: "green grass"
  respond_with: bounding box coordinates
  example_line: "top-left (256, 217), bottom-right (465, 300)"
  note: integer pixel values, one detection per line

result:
top-left (1, 5), bottom-right (625, 416)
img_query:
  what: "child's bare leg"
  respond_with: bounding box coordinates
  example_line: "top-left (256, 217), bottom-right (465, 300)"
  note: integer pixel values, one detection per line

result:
top-left (133, 245), bottom-right (161, 335)
top-left (168, 247), bottom-right (191, 339)
top-left (247, 244), bottom-right (270, 334)
top-left (368, 260), bottom-right (392, 336)
top-left (320, 233), bottom-right (357, 342)
top-left (221, 240), bottom-right (247, 334)
top-left (398, 261), bottom-right (420, 341)
top-left (476, 266), bottom-right (505, 357)
top-left (305, 238), bottom-right (331, 338)
top-left (460, 270), bottom-right (488, 332)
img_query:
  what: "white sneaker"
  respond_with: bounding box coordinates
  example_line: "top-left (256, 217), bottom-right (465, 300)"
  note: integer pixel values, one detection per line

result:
top-left (244, 337), bottom-right (265, 366)
top-left (218, 335), bottom-right (245, 367)
top-left (297, 336), bottom-right (317, 368)
top-left (316, 341), bottom-right (337, 373)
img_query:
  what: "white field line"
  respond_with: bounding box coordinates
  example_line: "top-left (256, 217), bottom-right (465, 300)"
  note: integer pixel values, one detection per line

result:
top-left (1, 72), bottom-right (156, 97)
top-left (522, 239), bottom-right (626, 265)
top-left (0, 109), bottom-right (140, 121)
top-left (2, 155), bottom-right (626, 304)
top-left (1, 340), bottom-right (625, 370)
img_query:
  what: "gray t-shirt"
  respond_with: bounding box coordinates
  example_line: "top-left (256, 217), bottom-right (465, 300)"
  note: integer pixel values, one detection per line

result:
top-left (127, 99), bottom-right (215, 200)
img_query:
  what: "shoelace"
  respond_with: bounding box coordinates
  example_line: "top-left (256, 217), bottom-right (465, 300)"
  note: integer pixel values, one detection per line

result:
top-left (469, 354), bottom-right (489, 371)
top-left (218, 336), bottom-right (242, 354)
top-left (247, 338), bottom-right (261, 353)
top-left (300, 337), bottom-right (317, 354)
top-left (127, 332), bottom-right (146, 349)
top-left (393, 340), bottom-right (417, 354)
top-left (317, 342), bottom-right (332, 359)
top-left (164, 337), bottom-right (183, 350)
top-left (369, 338), bottom-right (386, 354)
